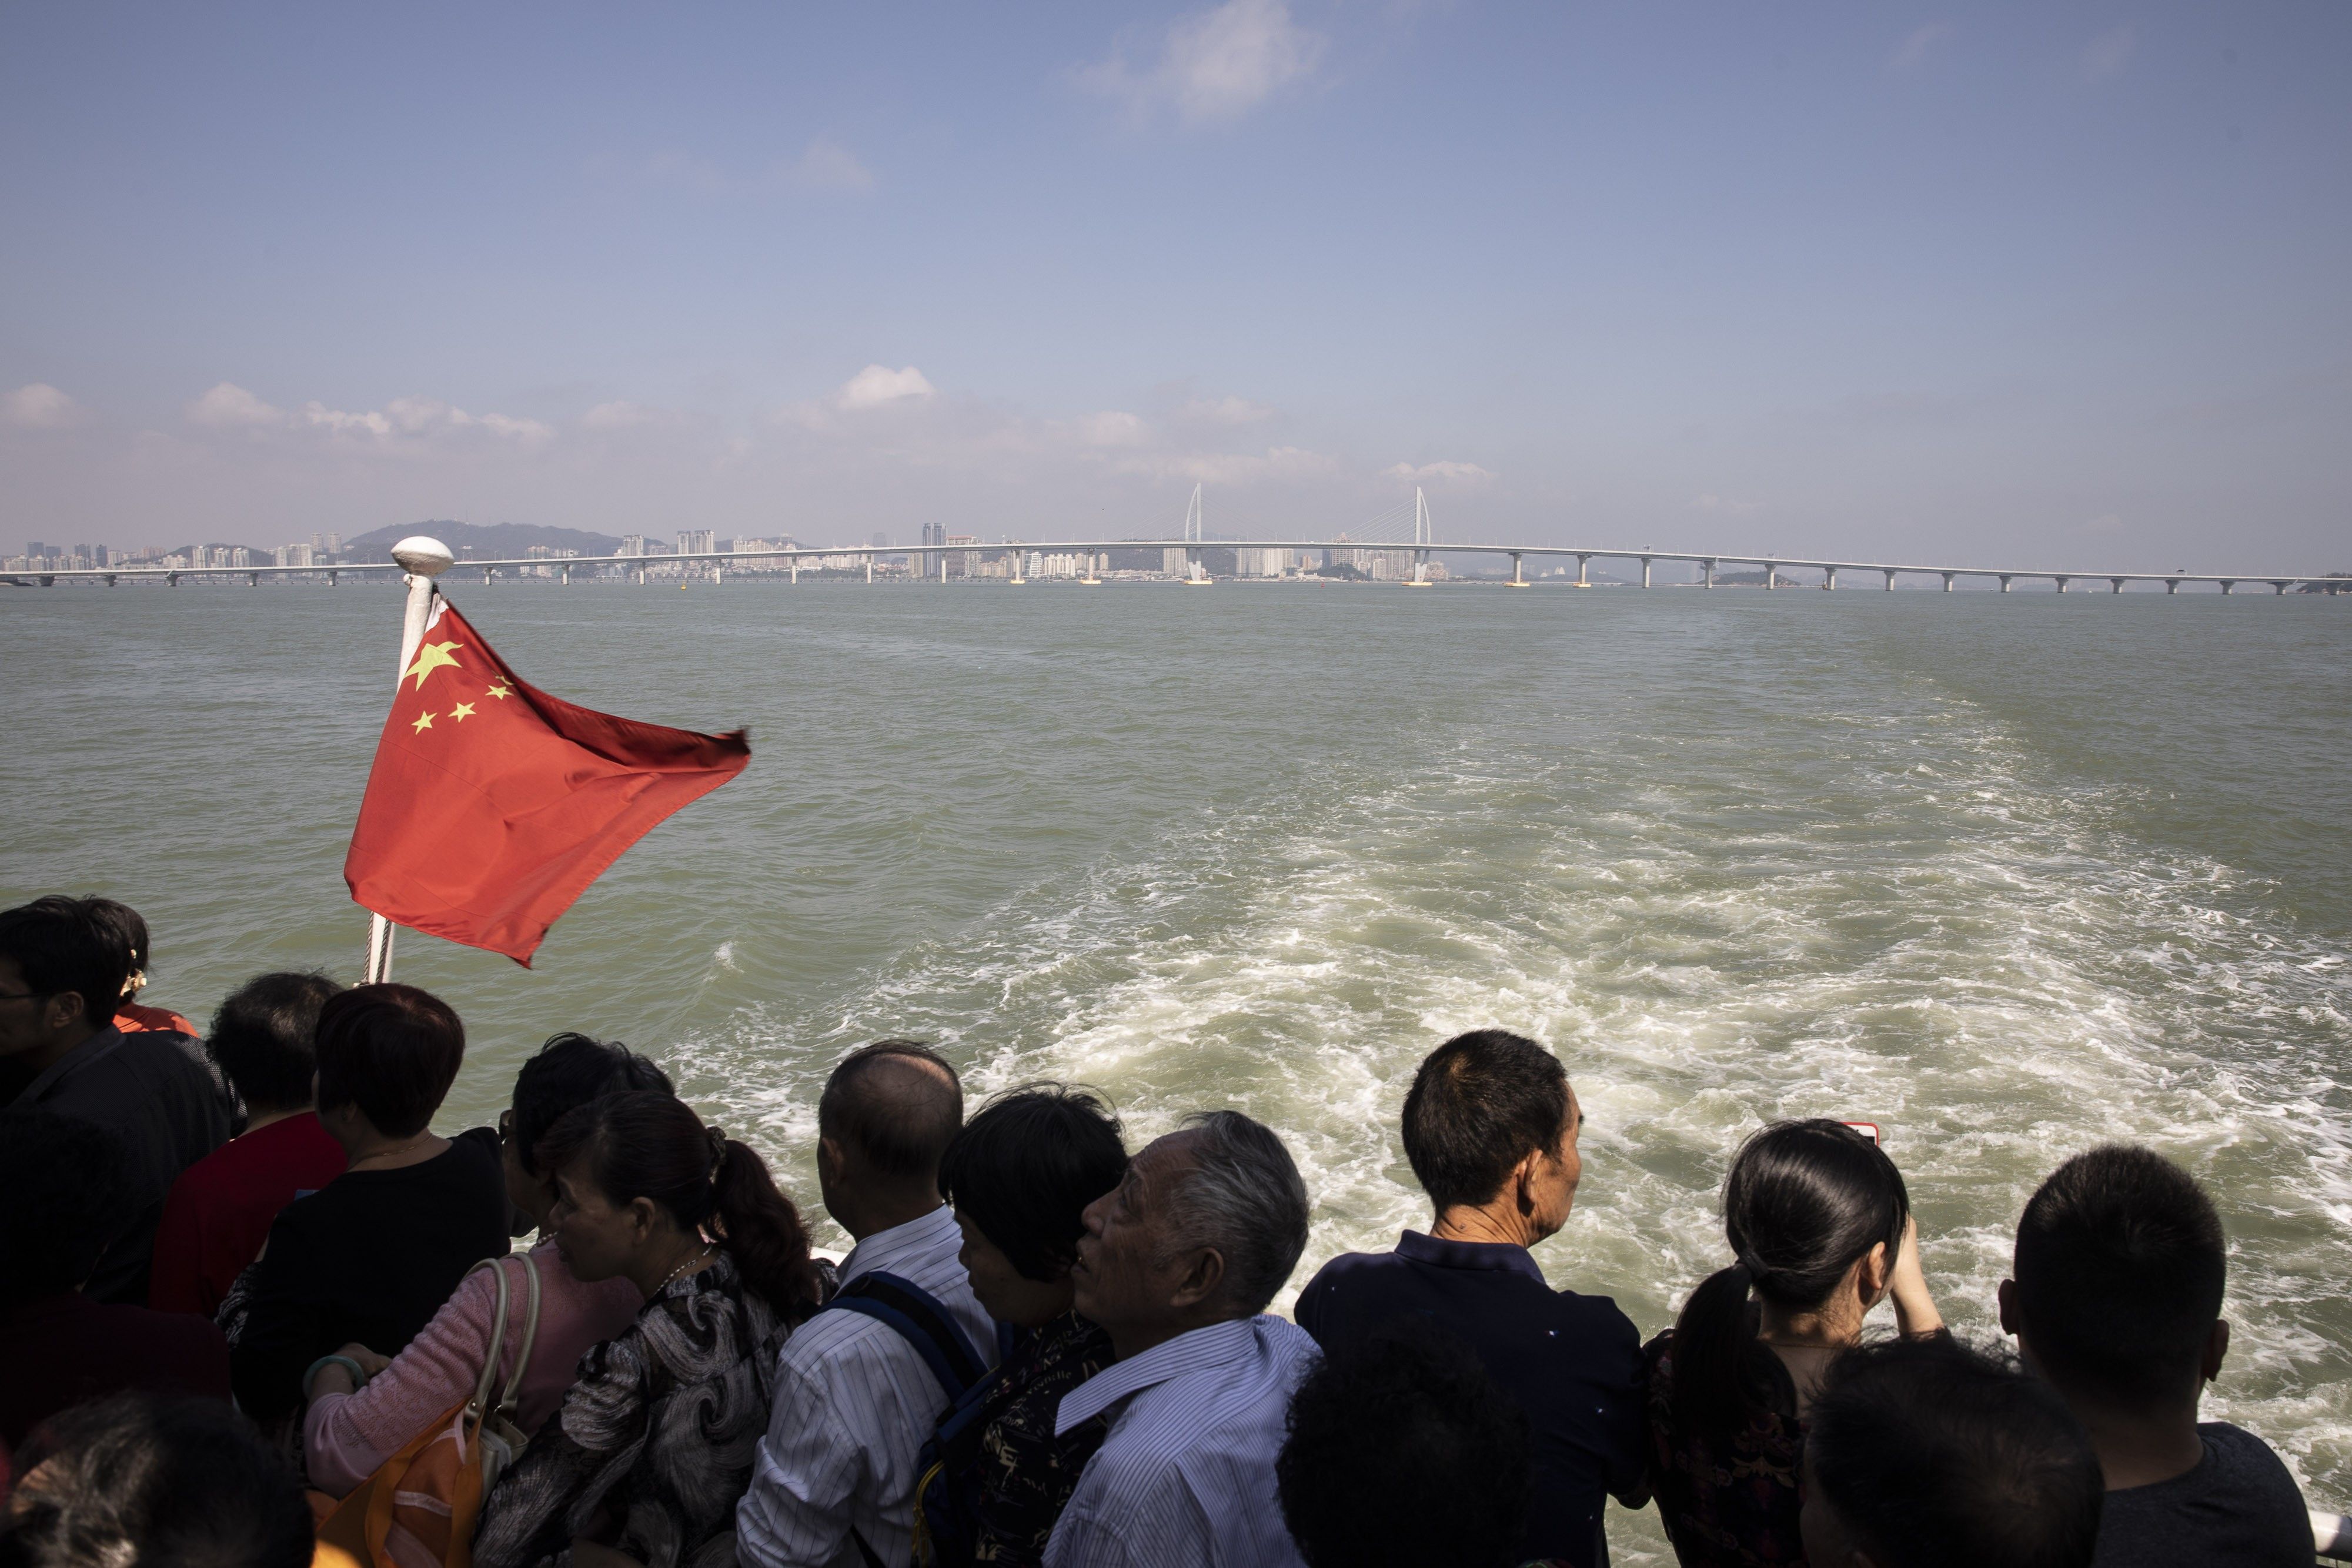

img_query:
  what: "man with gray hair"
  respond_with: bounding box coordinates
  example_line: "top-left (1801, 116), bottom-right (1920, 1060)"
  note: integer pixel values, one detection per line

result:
top-left (1044, 1109), bottom-right (1317, 1568)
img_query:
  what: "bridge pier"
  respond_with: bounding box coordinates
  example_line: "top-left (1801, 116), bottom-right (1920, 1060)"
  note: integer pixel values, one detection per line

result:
top-left (1999, 574), bottom-right (2013, 593)
top-left (635, 567), bottom-right (647, 586)
top-left (1884, 569), bottom-right (1896, 590)
top-left (1509, 552), bottom-right (1526, 586)
top-left (2220, 580), bottom-right (2234, 595)
top-left (328, 570), bottom-right (338, 588)
top-left (866, 555), bottom-right (874, 584)
top-left (1702, 559), bottom-right (1715, 589)
top-left (790, 558), bottom-right (800, 584)
top-left (1941, 572), bottom-right (1954, 593)
top-left (105, 573), bottom-right (117, 587)
top-left (714, 566), bottom-right (724, 586)
top-left (1765, 563), bottom-right (1776, 590)
top-left (2055, 576), bottom-right (2068, 593)
top-left (247, 571), bottom-right (258, 588)
top-left (2166, 578), bottom-right (2180, 594)
top-left (167, 573), bottom-right (179, 587)
top-left (1824, 566), bottom-right (1838, 590)
top-left (1576, 554), bottom-right (1591, 587)
top-left (1640, 556), bottom-right (1652, 589)
top-left (2273, 580), bottom-right (2290, 595)
top-left (2111, 577), bottom-right (2125, 594)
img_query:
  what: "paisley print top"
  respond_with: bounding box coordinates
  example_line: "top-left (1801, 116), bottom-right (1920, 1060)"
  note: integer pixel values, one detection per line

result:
top-left (473, 1253), bottom-right (815, 1568)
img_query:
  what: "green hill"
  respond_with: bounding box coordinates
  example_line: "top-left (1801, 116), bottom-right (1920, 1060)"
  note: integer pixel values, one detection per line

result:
top-left (343, 521), bottom-right (626, 561)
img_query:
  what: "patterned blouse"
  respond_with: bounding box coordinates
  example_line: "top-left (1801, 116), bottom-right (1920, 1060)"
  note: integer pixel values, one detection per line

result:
top-left (472, 1253), bottom-right (815, 1568)
top-left (1641, 1330), bottom-right (1808, 1568)
top-left (969, 1309), bottom-right (1117, 1565)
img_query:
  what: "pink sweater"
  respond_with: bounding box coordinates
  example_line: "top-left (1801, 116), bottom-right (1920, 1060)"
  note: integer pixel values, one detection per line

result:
top-left (305, 1242), bottom-right (643, 1497)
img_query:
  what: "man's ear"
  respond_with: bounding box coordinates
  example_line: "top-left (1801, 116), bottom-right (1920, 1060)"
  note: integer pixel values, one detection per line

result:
top-left (1171, 1246), bottom-right (1227, 1312)
top-left (1512, 1149), bottom-right (1545, 1216)
top-left (45, 988), bottom-right (86, 1031)
top-left (2202, 1319), bottom-right (2230, 1383)
top-left (1996, 1278), bottom-right (2019, 1336)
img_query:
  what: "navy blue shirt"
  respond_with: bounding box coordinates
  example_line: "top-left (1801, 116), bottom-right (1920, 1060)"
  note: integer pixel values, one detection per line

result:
top-left (1294, 1230), bottom-right (1646, 1568)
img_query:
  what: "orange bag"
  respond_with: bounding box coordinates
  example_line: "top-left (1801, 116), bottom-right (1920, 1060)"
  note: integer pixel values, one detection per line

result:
top-left (314, 1254), bottom-right (543, 1568)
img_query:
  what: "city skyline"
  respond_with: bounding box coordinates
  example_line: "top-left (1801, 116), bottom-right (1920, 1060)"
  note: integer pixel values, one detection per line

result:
top-left (2, 2), bottom-right (2347, 569)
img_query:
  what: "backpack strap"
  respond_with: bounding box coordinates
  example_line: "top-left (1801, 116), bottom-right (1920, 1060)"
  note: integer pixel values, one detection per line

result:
top-left (495, 1251), bottom-right (543, 1420)
top-left (821, 1270), bottom-right (988, 1404)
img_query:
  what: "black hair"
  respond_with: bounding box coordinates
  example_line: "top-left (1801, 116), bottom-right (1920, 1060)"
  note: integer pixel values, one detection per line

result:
top-left (537, 1089), bottom-right (823, 1316)
top-left (0, 1391), bottom-right (312, 1568)
top-left (510, 1032), bottom-right (675, 1176)
top-left (939, 1083), bottom-right (1128, 1282)
top-left (0, 1109), bottom-right (132, 1311)
top-left (1672, 1119), bottom-right (1909, 1441)
top-left (203, 971), bottom-right (342, 1112)
top-left (1277, 1321), bottom-right (1532, 1568)
top-left (82, 897), bottom-right (152, 975)
top-left (1806, 1336), bottom-right (2102, 1568)
top-left (818, 1039), bottom-right (963, 1185)
top-left (2012, 1144), bottom-right (2227, 1410)
top-left (0, 895), bottom-right (133, 1031)
top-left (312, 982), bottom-right (465, 1139)
top-left (1400, 1030), bottom-right (1571, 1215)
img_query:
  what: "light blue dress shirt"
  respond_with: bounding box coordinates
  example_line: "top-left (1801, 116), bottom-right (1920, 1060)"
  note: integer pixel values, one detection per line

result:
top-left (1043, 1314), bottom-right (1319, 1568)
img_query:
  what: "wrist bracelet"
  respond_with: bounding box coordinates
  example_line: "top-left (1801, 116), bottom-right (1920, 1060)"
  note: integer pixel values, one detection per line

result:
top-left (303, 1353), bottom-right (369, 1402)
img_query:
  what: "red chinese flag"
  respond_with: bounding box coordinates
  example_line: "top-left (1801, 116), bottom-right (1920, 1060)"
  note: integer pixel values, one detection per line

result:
top-left (344, 595), bottom-right (750, 966)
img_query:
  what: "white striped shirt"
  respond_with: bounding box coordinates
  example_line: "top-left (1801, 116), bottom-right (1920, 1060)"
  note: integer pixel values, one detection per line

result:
top-left (736, 1204), bottom-right (998, 1568)
top-left (1043, 1315), bottom-right (1319, 1568)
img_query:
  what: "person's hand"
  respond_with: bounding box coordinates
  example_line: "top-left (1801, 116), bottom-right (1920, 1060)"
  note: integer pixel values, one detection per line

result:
top-left (336, 1343), bottom-right (393, 1378)
top-left (1887, 1216), bottom-right (1945, 1337)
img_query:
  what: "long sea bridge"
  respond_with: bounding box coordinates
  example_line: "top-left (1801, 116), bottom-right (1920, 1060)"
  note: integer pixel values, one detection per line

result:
top-left (9, 540), bottom-right (2343, 596)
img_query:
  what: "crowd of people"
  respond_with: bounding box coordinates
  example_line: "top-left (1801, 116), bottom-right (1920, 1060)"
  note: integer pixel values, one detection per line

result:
top-left (0, 891), bottom-right (2325, 1567)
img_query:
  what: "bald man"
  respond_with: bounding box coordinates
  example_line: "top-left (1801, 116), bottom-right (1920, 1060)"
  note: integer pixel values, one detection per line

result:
top-left (739, 1041), bottom-right (995, 1568)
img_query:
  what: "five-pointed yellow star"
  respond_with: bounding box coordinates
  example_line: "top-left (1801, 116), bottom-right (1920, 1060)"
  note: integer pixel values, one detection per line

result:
top-left (403, 640), bottom-right (465, 691)
top-left (410, 710), bottom-right (437, 734)
top-left (485, 681), bottom-right (513, 700)
top-left (449, 701), bottom-right (476, 722)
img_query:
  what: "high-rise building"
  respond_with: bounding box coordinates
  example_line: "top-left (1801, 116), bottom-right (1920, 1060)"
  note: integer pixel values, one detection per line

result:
top-left (619, 534), bottom-right (645, 557)
top-left (677, 529), bottom-right (716, 555)
top-left (871, 530), bottom-right (889, 549)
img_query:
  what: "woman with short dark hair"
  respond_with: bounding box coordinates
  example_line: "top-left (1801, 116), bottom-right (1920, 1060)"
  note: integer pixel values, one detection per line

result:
top-left (1643, 1119), bottom-right (1945, 1567)
top-left (148, 971), bottom-right (347, 1316)
top-left (223, 982), bottom-right (512, 1425)
top-left (928, 1083), bottom-right (1130, 1566)
top-left (303, 1034), bottom-right (674, 1497)
top-left (472, 1090), bottom-right (828, 1568)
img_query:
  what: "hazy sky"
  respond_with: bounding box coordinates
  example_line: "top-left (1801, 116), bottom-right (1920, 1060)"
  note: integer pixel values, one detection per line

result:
top-left (3, 2), bottom-right (2346, 567)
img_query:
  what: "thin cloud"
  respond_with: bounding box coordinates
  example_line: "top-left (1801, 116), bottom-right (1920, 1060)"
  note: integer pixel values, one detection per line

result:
top-left (1382, 460), bottom-right (1495, 486)
top-left (2083, 25), bottom-right (2135, 81)
top-left (2, 382), bottom-right (88, 429)
top-left (183, 382), bottom-right (553, 444)
top-left (1888, 22), bottom-right (1953, 73)
top-left (1081, 0), bottom-right (1327, 125)
top-left (1693, 493), bottom-right (1762, 516)
top-left (1178, 393), bottom-right (1278, 424)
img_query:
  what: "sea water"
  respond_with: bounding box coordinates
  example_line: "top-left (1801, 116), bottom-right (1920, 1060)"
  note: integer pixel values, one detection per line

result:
top-left (7, 579), bottom-right (2348, 1555)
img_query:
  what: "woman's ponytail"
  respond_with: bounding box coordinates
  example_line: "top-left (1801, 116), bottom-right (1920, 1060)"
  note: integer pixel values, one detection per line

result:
top-left (1670, 1262), bottom-right (1763, 1439)
top-left (706, 1134), bottom-right (824, 1317)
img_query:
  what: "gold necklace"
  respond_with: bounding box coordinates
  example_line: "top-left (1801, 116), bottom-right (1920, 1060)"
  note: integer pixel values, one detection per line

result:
top-left (657, 1242), bottom-right (716, 1293)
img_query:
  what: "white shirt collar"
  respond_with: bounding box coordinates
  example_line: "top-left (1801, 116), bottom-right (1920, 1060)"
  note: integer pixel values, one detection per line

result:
top-left (1055, 1315), bottom-right (1264, 1436)
top-left (837, 1202), bottom-right (960, 1286)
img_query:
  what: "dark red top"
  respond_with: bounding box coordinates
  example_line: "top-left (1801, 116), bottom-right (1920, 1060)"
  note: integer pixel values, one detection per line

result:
top-left (0, 1293), bottom-right (232, 1448)
top-left (147, 1112), bottom-right (348, 1317)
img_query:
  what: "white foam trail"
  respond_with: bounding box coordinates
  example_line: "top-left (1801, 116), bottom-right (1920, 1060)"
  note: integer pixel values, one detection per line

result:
top-left (673, 666), bottom-right (2352, 1559)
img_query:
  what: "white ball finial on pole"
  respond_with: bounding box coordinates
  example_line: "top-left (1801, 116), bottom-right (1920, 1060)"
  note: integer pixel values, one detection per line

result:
top-left (365, 536), bottom-right (455, 984)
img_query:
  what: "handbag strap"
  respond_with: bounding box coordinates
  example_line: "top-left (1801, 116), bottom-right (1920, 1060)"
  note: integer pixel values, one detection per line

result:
top-left (494, 1249), bottom-right (544, 1419)
top-left (465, 1256), bottom-right (513, 1417)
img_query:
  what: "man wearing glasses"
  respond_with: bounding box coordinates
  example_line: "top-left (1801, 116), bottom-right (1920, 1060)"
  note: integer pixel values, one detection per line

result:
top-left (0, 896), bottom-right (230, 1303)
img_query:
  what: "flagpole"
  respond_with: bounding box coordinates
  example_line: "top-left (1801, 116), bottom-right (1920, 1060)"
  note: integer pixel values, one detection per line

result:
top-left (365, 536), bottom-right (455, 984)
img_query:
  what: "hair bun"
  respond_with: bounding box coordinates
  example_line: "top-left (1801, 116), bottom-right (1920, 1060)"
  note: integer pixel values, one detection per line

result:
top-left (706, 1126), bottom-right (728, 1181)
